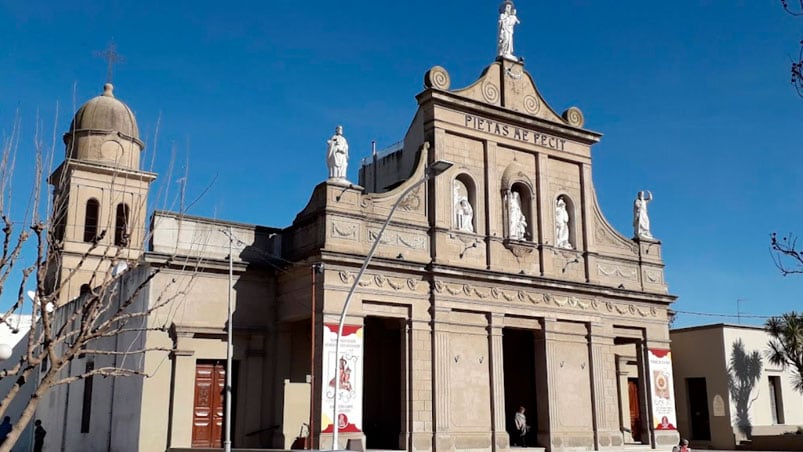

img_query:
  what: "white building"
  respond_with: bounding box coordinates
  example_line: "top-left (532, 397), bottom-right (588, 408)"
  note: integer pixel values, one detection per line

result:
top-left (671, 323), bottom-right (803, 450)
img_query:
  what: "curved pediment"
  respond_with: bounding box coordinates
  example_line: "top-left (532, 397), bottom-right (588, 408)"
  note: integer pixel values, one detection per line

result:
top-left (589, 188), bottom-right (639, 257)
top-left (424, 62), bottom-right (585, 128)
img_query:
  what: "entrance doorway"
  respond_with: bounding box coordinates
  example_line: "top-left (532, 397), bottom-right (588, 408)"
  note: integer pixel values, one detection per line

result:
top-left (503, 328), bottom-right (537, 447)
top-left (627, 378), bottom-right (641, 441)
top-left (687, 377), bottom-right (711, 441)
top-left (362, 317), bottom-right (403, 449)
top-left (192, 360), bottom-right (225, 447)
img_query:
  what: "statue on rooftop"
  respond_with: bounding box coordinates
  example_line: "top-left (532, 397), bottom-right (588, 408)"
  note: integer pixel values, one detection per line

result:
top-left (633, 190), bottom-right (653, 239)
top-left (327, 125), bottom-right (349, 180)
top-left (497, 1), bottom-right (520, 61)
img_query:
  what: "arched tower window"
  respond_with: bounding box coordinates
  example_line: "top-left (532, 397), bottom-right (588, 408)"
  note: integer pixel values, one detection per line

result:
top-left (114, 203), bottom-right (130, 247)
top-left (83, 199), bottom-right (100, 243)
top-left (453, 175), bottom-right (476, 233)
top-left (555, 195), bottom-right (575, 249)
top-left (507, 183), bottom-right (533, 241)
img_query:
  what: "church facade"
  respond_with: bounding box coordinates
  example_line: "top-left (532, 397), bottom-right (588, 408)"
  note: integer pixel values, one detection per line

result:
top-left (35, 3), bottom-right (680, 452)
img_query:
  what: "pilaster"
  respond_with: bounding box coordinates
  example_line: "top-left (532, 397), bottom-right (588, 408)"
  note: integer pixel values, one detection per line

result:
top-left (588, 323), bottom-right (623, 449)
top-left (488, 313), bottom-right (509, 451)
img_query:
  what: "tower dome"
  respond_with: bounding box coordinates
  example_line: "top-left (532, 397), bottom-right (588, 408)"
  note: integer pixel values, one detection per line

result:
top-left (63, 83), bottom-right (145, 170)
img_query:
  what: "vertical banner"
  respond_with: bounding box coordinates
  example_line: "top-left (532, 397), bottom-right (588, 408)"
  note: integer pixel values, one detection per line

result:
top-left (648, 348), bottom-right (677, 430)
top-left (321, 323), bottom-right (363, 433)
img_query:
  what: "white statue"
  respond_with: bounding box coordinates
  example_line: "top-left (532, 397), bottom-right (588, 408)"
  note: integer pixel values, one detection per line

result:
top-left (497, 1), bottom-right (520, 60)
top-left (454, 187), bottom-right (474, 233)
top-left (555, 197), bottom-right (572, 249)
top-left (633, 191), bottom-right (653, 239)
top-left (327, 125), bottom-right (349, 180)
top-left (509, 191), bottom-right (527, 240)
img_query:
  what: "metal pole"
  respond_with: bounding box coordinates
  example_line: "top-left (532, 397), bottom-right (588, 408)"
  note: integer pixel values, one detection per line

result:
top-left (309, 264), bottom-right (320, 449)
top-left (332, 171), bottom-right (434, 449)
top-left (225, 226), bottom-right (233, 452)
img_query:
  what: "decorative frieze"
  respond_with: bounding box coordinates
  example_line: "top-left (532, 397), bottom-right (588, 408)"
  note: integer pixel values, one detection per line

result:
top-left (597, 263), bottom-right (638, 281)
top-left (330, 220), bottom-right (359, 241)
top-left (366, 228), bottom-right (427, 250)
top-left (432, 280), bottom-right (658, 318)
top-left (338, 271), bottom-right (420, 292)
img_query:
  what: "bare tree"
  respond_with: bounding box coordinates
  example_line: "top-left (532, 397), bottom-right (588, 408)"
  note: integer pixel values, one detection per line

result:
top-left (781, 1), bottom-right (803, 96)
top-left (0, 111), bottom-right (197, 451)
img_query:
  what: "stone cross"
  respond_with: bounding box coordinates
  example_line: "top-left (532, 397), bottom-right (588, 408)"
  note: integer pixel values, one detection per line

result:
top-left (95, 41), bottom-right (125, 83)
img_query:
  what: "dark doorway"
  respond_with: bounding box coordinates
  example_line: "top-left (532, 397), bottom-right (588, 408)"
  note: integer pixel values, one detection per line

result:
top-left (687, 377), bottom-right (711, 441)
top-left (363, 317), bottom-right (403, 449)
top-left (503, 328), bottom-right (537, 447)
top-left (627, 378), bottom-right (641, 442)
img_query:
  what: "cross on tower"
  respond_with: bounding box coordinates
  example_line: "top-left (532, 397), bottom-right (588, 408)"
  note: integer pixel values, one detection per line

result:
top-left (94, 41), bottom-right (125, 83)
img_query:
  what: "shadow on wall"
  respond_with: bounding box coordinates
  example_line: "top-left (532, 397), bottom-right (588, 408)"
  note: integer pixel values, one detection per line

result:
top-left (727, 339), bottom-right (763, 439)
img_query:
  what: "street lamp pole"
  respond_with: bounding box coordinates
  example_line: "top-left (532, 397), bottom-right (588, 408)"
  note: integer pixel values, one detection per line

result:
top-left (225, 225), bottom-right (234, 452)
top-left (331, 157), bottom-right (452, 449)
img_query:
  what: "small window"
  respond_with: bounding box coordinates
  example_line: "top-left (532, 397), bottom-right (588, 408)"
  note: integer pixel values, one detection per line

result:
top-left (81, 360), bottom-right (94, 433)
top-left (53, 198), bottom-right (68, 243)
top-left (114, 203), bottom-right (130, 246)
top-left (769, 376), bottom-right (784, 424)
top-left (83, 199), bottom-right (100, 243)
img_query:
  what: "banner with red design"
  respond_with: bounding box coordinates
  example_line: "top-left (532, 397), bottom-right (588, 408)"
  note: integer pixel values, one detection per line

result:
top-left (648, 348), bottom-right (677, 430)
top-left (321, 324), bottom-right (363, 433)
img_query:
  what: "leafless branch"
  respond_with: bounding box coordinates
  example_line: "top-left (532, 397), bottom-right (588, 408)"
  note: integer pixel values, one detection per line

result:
top-left (770, 232), bottom-right (803, 275)
top-left (781, 1), bottom-right (803, 96)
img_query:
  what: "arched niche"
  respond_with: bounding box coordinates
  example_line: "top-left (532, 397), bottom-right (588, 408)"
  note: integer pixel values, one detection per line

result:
top-left (453, 174), bottom-right (477, 233)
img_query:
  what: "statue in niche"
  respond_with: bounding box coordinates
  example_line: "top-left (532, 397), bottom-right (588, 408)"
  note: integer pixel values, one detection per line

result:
top-left (555, 197), bottom-right (572, 249)
top-left (497, 1), bottom-right (520, 60)
top-left (454, 186), bottom-right (474, 233)
top-left (326, 125), bottom-right (349, 180)
top-left (633, 190), bottom-right (653, 239)
top-left (509, 191), bottom-right (527, 240)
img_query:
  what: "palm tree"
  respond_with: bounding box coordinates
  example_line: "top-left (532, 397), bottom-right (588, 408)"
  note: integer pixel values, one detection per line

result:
top-left (727, 339), bottom-right (762, 437)
top-left (765, 311), bottom-right (803, 394)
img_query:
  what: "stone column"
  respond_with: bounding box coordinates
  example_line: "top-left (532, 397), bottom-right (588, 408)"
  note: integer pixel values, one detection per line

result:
top-left (411, 317), bottom-right (435, 452)
top-left (399, 320), bottom-right (412, 450)
top-left (588, 323), bottom-right (624, 449)
top-left (539, 318), bottom-right (595, 450)
top-left (488, 313), bottom-right (509, 451)
top-left (536, 153), bottom-right (550, 276)
top-left (167, 349), bottom-right (195, 448)
top-left (432, 306), bottom-right (453, 451)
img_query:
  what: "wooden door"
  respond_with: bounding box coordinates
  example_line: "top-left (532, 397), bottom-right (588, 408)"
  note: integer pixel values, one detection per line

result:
top-left (627, 378), bottom-right (641, 441)
top-left (192, 361), bottom-right (226, 447)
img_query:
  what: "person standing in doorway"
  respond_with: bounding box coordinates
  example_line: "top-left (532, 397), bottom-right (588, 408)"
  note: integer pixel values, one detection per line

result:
top-left (514, 406), bottom-right (528, 446)
top-left (33, 420), bottom-right (46, 452)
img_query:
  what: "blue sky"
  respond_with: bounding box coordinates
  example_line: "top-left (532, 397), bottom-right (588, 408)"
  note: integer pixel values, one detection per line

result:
top-left (1, 1), bottom-right (801, 327)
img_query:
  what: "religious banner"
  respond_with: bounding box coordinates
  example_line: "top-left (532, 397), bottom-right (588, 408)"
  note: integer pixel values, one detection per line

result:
top-left (320, 323), bottom-right (363, 434)
top-left (648, 348), bottom-right (677, 430)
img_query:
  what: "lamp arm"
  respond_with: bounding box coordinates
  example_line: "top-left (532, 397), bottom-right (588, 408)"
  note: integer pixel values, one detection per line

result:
top-left (331, 172), bottom-right (431, 448)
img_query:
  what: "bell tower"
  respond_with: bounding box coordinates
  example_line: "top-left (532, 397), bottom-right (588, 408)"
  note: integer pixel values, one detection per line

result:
top-left (47, 83), bottom-right (157, 304)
